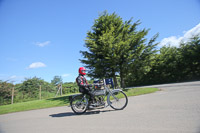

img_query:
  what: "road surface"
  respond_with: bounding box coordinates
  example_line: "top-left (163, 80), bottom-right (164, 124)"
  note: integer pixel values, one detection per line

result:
top-left (0, 81), bottom-right (200, 133)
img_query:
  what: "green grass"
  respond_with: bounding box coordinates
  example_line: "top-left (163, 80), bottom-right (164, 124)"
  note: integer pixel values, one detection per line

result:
top-left (124, 87), bottom-right (159, 96)
top-left (0, 88), bottom-right (158, 115)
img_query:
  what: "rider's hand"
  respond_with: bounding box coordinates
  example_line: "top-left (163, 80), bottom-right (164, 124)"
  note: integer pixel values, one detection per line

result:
top-left (86, 84), bottom-right (92, 87)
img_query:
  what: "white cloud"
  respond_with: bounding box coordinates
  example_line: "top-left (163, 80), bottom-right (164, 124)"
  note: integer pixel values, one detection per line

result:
top-left (62, 74), bottom-right (70, 78)
top-left (27, 62), bottom-right (46, 69)
top-left (35, 41), bottom-right (50, 47)
top-left (160, 23), bottom-right (200, 47)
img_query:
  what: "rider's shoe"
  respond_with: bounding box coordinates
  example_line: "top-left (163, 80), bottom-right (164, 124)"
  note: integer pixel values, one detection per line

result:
top-left (88, 101), bottom-right (95, 106)
top-left (88, 100), bottom-right (96, 108)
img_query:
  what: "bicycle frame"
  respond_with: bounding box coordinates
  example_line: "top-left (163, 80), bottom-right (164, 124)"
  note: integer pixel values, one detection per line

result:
top-left (93, 79), bottom-right (123, 108)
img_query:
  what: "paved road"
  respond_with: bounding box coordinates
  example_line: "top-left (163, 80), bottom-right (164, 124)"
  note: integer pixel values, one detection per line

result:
top-left (0, 81), bottom-right (200, 133)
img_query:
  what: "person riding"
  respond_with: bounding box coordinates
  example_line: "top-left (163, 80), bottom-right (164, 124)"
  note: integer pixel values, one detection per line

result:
top-left (76, 67), bottom-right (95, 105)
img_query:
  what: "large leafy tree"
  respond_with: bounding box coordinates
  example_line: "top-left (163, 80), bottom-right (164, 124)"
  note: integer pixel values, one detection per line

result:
top-left (125, 34), bottom-right (159, 86)
top-left (145, 46), bottom-right (182, 84)
top-left (80, 11), bottom-right (158, 88)
top-left (80, 12), bottom-right (123, 87)
top-left (179, 35), bottom-right (200, 80)
top-left (19, 77), bottom-right (41, 99)
top-left (143, 35), bottom-right (200, 85)
top-left (20, 77), bottom-right (53, 99)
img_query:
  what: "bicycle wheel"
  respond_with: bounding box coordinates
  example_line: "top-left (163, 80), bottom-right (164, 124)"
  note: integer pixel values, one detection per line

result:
top-left (70, 95), bottom-right (88, 115)
top-left (108, 91), bottom-right (128, 110)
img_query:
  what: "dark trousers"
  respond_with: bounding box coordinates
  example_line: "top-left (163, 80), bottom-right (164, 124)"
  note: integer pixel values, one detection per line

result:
top-left (79, 88), bottom-right (94, 101)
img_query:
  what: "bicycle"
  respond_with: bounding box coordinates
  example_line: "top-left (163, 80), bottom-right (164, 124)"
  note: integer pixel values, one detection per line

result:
top-left (70, 79), bottom-right (128, 115)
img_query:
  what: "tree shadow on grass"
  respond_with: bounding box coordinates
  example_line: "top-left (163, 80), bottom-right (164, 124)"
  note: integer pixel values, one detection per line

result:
top-left (49, 109), bottom-right (117, 118)
top-left (46, 94), bottom-right (81, 104)
top-left (46, 95), bottom-right (70, 103)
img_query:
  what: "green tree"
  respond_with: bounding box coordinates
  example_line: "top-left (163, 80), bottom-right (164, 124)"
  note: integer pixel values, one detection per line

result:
top-left (179, 35), bottom-right (200, 80)
top-left (80, 11), bottom-right (158, 88)
top-left (63, 82), bottom-right (78, 94)
top-left (19, 77), bottom-right (43, 99)
top-left (51, 76), bottom-right (63, 86)
top-left (147, 46), bottom-right (181, 84)
top-left (81, 12), bottom-right (121, 78)
top-left (125, 34), bottom-right (159, 86)
top-left (143, 35), bottom-right (200, 85)
top-left (0, 80), bottom-right (13, 105)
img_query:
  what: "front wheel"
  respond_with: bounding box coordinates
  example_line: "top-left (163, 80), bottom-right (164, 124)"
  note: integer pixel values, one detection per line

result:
top-left (108, 91), bottom-right (128, 110)
top-left (70, 94), bottom-right (88, 115)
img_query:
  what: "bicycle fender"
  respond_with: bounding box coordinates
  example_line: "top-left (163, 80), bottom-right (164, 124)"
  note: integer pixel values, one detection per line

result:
top-left (111, 89), bottom-right (123, 93)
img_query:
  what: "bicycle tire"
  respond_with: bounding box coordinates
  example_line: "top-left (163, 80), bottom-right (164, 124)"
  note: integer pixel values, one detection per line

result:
top-left (108, 91), bottom-right (128, 110)
top-left (70, 95), bottom-right (88, 115)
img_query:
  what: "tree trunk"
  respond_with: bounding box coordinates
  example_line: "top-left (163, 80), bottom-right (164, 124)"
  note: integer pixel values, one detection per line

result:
top-left (120, 71), bottom-right (125, 89)
top-left (112, 68), bottom-right (118, 89)
top-left (113, 75), bottom-right (118, 89)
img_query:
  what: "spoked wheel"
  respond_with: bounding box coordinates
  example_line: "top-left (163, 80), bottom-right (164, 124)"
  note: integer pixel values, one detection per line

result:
top-left (108, 91), bottom-right (128, 110)
top-left (70, 94), bottom-right (88, 115)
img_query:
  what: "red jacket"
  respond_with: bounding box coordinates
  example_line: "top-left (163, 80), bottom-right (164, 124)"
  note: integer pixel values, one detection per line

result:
top-left (76, 74), bottom-right (89, 91)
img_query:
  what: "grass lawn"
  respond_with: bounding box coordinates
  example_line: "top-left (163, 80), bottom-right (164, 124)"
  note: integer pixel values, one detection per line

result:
top-left (0, 88), bottom-right (158, 115)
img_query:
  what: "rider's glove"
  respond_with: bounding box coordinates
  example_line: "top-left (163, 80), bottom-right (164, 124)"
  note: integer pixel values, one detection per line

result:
top-left (88, 84), bottom-right (93, 87)
top-left (87, 84), bottom-right (93, 91)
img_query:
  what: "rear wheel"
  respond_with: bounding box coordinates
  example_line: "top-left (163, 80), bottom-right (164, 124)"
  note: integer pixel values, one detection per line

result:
top-left (108, 91), bottom-right (128, 110)
top-left (70, 95), bottom-right (88, 115)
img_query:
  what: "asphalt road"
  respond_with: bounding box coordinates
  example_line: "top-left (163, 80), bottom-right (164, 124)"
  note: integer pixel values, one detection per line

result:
top-left (0, 81), bottom-right (200, 133)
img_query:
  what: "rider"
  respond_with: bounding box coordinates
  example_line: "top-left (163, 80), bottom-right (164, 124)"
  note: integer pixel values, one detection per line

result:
top-left (76, 67), bottom-right (95, 105)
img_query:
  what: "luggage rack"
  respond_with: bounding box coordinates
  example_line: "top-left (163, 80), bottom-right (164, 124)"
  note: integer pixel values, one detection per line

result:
top-left (93, 78), bottom-right (114, 89)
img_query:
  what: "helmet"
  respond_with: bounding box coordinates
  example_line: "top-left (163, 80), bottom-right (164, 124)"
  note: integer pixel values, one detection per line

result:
top-left (79, 67), bottom-right (86, 75)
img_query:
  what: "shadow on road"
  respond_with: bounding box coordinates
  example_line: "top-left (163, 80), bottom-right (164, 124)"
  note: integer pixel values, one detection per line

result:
top-left (49, 109), bottom-right (117, 118)
top-left (49, 112), bottom-right (75, 117)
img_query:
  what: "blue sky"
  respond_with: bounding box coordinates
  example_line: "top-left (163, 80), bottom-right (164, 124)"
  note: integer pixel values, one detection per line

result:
top-left (0, 0), bottom-right (200, 84)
